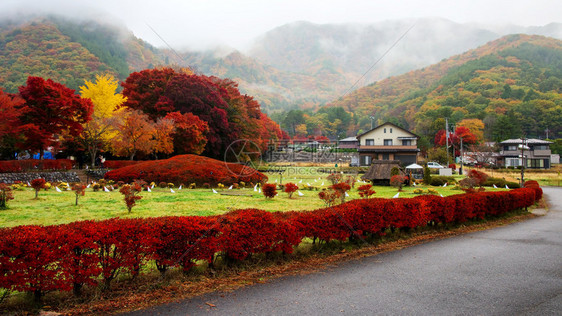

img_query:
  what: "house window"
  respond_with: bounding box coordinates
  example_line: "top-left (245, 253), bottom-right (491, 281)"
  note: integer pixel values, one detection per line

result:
top-left (364, 155), bottom-right (372, 165)
top-left (527, 159), bottom-right (545, 168)
top-left (504, 145), bottom-right (517, 151)
top-left (384, 128), bottom-right (386, 133)
top-left (390, 128), bottom-right (393, 133)
top-left (382, 153), bottom-right (389, 160)
top-left (384, 139), bottom-right (393, 146)
top-left (365, 139), bottom-right (374, 146)
top-left (506, 158), bottom-right (521, 167)
top-left (533, 145), bottom-right (549, 150)
top-left (402, 139), bottom-right (412, 146)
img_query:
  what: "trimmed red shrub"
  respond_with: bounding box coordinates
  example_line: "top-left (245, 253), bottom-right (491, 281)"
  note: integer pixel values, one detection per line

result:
top-left (104, 160), bottom-right (144, 169)
top-left (262, 183), bottom-right (277, 199)
top-left (284, 182), bottom-right (298, 198)
top-left (326, 173), bottom-right (342, 185)
top-left (219, 209), bottom-right (300, 260)
top-left (467, 169), bottom-right (489, 187)
top-left (72, 184), bottom-right (86, 206)
top-left (0, 159), bottom-right (73, 172)
top-left (390, 175), bottom-right (407, 191)
top-left (92, 218), bottom-right (153, 289)
top-left (0, 186), bottom-right (541, 301)
top-left (57, 221), bottom-right (101, 296)
top-left (0, 183), bottom-right (14, 209)
top-left (104, 155), bottom-right (267, 186)
top-left (358, 184), bottom-right (375, 198)
top-left (524, 180), bottom-right (543, 201)
top-left (318, 189), bottom-right (341, 207)
top-left (0, 225), bottom-right (71, 301)
top-left (119, 183), bottom-right (143, 213)
top-left (331, 182), bottom-right (351, 203)
top-left (147, 216), bottom-right (218, 274)
top-left (31, 178), bottom-right (46, 199)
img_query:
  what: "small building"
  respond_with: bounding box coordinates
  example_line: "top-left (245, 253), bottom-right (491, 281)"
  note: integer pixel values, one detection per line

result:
top-left (338, 136), bottom-right (359, 149)
top-left (405, 163), bottom-right (424, 180)
top-left (361, 160), bottom-right (404, 185)
top-left (497, 138), bottom-right (553, 169)
top-left (356, 122), bottom-right (420, 166)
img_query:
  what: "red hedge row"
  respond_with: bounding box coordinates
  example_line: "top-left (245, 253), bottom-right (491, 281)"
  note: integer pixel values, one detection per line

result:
top-left (0, 188), bottom-right (541, 298)
top-left (0, 159), bottom-right (73, 172)
top-left (103, 160), bottom-right (145, 169)
top-left (104, 155), bottom-right (267, 186)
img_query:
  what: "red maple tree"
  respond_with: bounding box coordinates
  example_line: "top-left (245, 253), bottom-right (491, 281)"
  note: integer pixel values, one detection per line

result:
top-left (164, 111), bottom-right (208, 155)
top-left (17, 77), bottom-right (93, 158)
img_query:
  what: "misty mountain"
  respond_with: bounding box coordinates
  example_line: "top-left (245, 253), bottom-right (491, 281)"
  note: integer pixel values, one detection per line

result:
top-left (0, 15), bottom-right (560, 115)
top-left (328, 34), bottom-right (562, 140)
top-left (245, 18), bottom-right (561, 105)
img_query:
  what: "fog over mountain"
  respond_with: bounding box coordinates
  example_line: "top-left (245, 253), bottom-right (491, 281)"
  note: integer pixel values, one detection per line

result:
top-left (0, 8), bottom-right (561, 111)
top-left (190, 18), bottom-right (562, 110)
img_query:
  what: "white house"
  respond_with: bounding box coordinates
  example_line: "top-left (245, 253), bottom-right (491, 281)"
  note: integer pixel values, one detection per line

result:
top-left (356, 122), bottom-right (420, 166)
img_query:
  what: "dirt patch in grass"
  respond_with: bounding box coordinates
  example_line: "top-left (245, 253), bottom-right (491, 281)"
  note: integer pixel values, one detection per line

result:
top-left (28, 211), bottom-right (536, 316)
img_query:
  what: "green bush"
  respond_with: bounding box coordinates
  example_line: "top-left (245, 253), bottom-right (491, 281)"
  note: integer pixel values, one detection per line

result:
top-left (430, 176), bottom-right (456, 186)
top-left (482, 177), bottom-right (520, 189)
top-left (505, 181), bottom-right (520, 189)
top-left (483, 177), bottom-right (507, 187)
top-left (423, 165), bottom-right (431, 185)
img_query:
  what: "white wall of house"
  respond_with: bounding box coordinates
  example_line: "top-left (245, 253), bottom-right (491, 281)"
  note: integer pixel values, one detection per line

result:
top-left (359, 123), bottom-right (417, 146)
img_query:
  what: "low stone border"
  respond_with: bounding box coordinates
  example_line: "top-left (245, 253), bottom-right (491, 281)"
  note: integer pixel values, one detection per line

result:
top-left (0, 171), bottom-right (80, 184)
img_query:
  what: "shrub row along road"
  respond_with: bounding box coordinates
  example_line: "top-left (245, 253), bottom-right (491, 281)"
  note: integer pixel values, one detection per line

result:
top-left (127, 188), bottom-right (562, 315)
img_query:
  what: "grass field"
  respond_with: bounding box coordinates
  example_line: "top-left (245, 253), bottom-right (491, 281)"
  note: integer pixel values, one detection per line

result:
top-left (0, 172), bottom-right (510, 228)
top-left (464, 164), bottom-right (561, 187)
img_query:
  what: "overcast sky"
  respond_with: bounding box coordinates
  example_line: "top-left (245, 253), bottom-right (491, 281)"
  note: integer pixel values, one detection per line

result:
top-left (1, 0), bottom-right (560, 50)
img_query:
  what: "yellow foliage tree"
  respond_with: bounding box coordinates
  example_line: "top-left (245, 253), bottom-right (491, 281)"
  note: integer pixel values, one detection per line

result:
top-left (295, 124), bottom-right (308, 136)
top-left (79, 74), bottom-right (127, 167)
top-left (457, 118), bottom-right (485, 143)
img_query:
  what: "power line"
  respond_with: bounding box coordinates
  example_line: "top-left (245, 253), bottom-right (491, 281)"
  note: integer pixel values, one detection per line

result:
top-left (145, 23), bottom-right (185, 65)
top-left (339, 22), bottom-right (416, 100)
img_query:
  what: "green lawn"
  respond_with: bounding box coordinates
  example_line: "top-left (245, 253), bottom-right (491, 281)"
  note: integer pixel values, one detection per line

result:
top-left (0, 177), bottom-right (510, 228)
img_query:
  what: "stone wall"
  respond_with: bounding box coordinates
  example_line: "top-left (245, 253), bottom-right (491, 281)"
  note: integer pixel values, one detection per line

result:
top-left (85, 169), bottom-right (108, 180)
top-left (0, 172), bottom-right (80, 184)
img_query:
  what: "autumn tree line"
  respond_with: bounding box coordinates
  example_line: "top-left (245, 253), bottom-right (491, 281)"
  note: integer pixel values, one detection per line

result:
top-left (0, 67), bottom-right (287, 165)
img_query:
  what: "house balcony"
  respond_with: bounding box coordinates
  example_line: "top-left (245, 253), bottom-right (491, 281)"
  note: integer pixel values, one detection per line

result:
top-left (359, 145), bottom-right (419, 153)
top-left (500, 150), bottom-right (520, 156)
top-left (500, 149), bottom-right (551, 157)
top-left (533, 149), bottom-right (551, 157)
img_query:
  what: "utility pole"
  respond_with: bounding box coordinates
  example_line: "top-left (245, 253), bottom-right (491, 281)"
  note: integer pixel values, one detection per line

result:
top-left (459, 136), bottom-right (463, 175)
top-left (520, 136), bottom-right (526, 187)
top-left (445, 118), bottom-right (449, 165)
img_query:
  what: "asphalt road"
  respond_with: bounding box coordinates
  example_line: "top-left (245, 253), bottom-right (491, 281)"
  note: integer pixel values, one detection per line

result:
top-left (126, 187), bottom-right (562, 316)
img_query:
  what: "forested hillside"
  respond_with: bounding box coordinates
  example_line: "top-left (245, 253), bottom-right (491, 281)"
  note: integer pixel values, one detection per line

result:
top-left (0, 17), bottom-right (163, 93)
top-left (2, 16), bottom-right (559, 113)
top-left (328, 34), bottom-right (562, 141)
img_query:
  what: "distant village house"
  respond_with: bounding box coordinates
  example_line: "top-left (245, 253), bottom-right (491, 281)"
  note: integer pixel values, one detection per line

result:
top-left (355, 122), bottom-right (420, 166)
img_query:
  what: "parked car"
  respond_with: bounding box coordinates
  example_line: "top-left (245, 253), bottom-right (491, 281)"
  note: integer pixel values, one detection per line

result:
top-left (427, 162), bottom-right (444, 169)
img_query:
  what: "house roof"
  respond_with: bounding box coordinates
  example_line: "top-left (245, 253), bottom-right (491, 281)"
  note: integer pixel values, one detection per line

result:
top-left (361, 160), bottom-right (404, 180)
top-left (339, 136), bottom-right (358, 142)
top-left (405, 163), bottom-right (423, 169)
top-left (356, 122), bottom-right (419, 139)
top-left (500, 138), bottom-right (552, 144)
